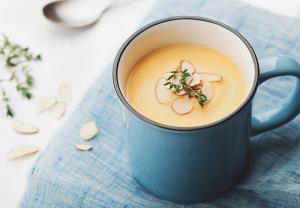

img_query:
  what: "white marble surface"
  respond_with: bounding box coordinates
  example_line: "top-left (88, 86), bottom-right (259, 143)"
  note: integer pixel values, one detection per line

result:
top-left (0, 0), bottom-right (299, 207)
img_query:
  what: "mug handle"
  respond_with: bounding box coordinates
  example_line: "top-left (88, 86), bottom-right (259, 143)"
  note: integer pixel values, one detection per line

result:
top-left (251, 56), bottom-right (300, 136)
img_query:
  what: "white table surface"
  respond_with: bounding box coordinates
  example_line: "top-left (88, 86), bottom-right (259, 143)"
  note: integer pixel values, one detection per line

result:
top-left (0, 0), bottom-right (299, 207)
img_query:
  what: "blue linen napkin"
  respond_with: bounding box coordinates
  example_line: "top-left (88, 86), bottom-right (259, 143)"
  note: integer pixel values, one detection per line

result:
top-left (21, 0), bottom-right (300, 207)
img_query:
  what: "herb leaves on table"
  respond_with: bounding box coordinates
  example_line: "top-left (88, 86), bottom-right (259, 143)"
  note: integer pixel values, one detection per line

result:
top-left (0, 35), bottom-right (42, 117)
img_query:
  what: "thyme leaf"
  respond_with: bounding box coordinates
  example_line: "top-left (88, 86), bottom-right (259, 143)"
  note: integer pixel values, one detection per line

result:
top-left (0, 35), bottom-right (42, 117)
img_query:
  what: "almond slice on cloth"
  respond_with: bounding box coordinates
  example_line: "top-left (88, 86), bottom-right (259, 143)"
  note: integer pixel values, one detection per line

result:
top-left (7, 145), bottom-right (39, 160)
top-left (179, 60), bottom-right (195, 75)
top-left (80, 121), bottom-right (98, 141)
top-left (171, 97), bottom-right (194, 115)
top-left (58, 84), bottom-right (72, 100)
top-left (37, 96), bottom-right (56, 113)
top-left (13, 122), bottom-right (39, 134)
top-left (189, 73), bottom-right (202, 87)
top-left (202, 82), bottom-right (214, 103)
top-left (198, 73), bottom-right (222, 82)
top-left (75, 143), bottom-right (93, 151)
top-left (156, 77), bottom-right (171, 104)
top-left (51, 102), bottom-right (66, 119)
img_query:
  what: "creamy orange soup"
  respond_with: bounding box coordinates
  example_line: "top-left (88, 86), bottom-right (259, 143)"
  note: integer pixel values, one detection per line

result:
top-left (126, 44), bottom-right (246, 127)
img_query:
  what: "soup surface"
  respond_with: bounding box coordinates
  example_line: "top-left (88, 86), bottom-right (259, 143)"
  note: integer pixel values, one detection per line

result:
top-left (126, 44), bottom-right (246, 127)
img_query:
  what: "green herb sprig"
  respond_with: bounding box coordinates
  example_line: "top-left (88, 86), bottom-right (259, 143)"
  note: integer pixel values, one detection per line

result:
top-left (164, 69), bottom-right (208, 107)
top-left (0, 35), bottom-right (42, 117)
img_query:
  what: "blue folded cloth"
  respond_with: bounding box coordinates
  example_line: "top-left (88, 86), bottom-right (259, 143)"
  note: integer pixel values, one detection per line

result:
top-left (21, 0), bottom-right (300, 207)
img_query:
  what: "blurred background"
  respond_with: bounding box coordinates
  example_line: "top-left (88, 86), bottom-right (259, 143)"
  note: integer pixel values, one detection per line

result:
top-left (0, 0), bottom-right (299, 207)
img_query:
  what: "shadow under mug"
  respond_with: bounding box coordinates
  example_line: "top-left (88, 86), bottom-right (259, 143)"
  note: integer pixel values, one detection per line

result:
top-left (112, 16), bottom-right (300, 204)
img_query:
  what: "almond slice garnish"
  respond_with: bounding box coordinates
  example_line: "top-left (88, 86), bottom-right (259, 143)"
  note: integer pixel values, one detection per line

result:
top-left (189, 73), bottom-right (201, 87)
top-left (179, 60), bottom-right (195, 75)
top-left (202, 82), bottom-right (214, 103)
top-left (176, 90), bottom-right (187, 96)
top-left (198, 73), bottom-right (222, 82)
top-left (13, 122), bottom-right (39, 134)
top-left (7, 145), bottom-right (39, 160)
top-left (171, 97), bottom-right (194, 115)
top-left (156, 77), bottom-right (171, 104)
top-left (75, 143), bottom-right (93, 151)
top-left (186, 76), bottom-right (193, 85)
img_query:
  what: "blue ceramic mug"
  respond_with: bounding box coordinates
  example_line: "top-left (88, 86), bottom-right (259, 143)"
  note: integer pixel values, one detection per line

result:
top-left (112, 17), bottom-right (300, 204)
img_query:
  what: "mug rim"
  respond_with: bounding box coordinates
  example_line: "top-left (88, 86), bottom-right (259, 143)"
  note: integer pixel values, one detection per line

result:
top-left (112, 16), bottom-right (259, 131)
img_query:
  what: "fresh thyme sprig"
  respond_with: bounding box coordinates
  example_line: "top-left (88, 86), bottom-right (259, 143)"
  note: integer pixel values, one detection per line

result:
top-left (164, 69), bottom-right (208, 107)
top-left (0, 88), bottom-right (13, 117)
top-left (0, 35), bottom-right (42, 117)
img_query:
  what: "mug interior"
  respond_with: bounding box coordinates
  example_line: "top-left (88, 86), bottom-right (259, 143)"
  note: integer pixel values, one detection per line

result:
top-left (114, 17), bottom-right (258, 130)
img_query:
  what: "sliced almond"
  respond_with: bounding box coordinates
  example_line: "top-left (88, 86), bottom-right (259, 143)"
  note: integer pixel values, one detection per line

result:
top-left (166, 86), bottom-right (176, 92)
top-left (192, 84), bottom-right (202, 89)
top-left (58, 84), bottom-right (72, 100)
top-left (156, 77), bottom-right (171, 104)
top-left (80, 121), bottom-right (98, 141)
top-left (179, 60), bottom-right (195, 75)
top-left (171, 97), bottom-right (194, 115)
top-left (202, 82), bottom-right (214, 103)
top-left (7, 145), bottom-right (39, 160)
top-left (75, 143), bottom-right (93, 151)
top-left (13, 122), bottom-right (39, 134)
top-left (198, 73), bottom-right (222, 82)
top-left (51, 102), bottom-right (66, 119)
top-left (176, 90), bottom-right (187, 96)
top-left (37, 96), bottom-right (56, 113)
top-left (189, 73), bottom-right (202, 87)
top-left (186, 76), bottom-right (193, 85)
